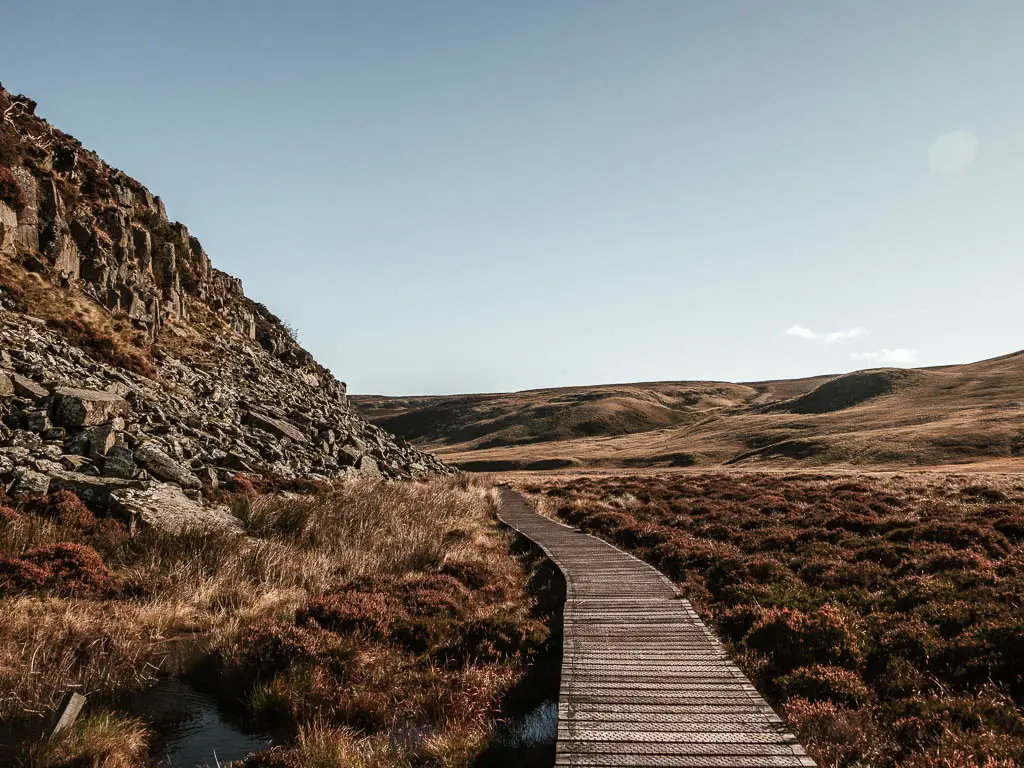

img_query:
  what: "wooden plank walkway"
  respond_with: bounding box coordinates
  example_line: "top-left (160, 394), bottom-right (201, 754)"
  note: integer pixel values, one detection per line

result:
top-left (497, 489), bottom-right (816, 768)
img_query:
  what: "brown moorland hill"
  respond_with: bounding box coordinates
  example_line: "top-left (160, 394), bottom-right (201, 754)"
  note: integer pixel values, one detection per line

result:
top-left (352, 351), bottom-right (1024, 471)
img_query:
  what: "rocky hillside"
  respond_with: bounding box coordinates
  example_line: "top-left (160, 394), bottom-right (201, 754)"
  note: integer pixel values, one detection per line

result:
top-left (0, 83), bottom-right (448, 526)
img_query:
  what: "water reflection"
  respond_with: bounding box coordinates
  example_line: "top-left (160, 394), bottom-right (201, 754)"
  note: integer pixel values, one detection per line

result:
top-left (473, 699), bottom-right (558, 767)
top-left (128, 678), bottom-right (273, 767)
top-left (494, 700), bottom-right (558, 748)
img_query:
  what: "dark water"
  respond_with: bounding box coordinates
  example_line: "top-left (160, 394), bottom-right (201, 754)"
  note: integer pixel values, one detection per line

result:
top-left (127, 678), bottom-right (274, 767)
top-left (493, 700), bottom-right (558, 748)
top-left (0, 682), bottom-right (553, 768)
top-left (141, 684), bottom-right (554, 767)
top-left (473, 700), bottom-right (558, 768)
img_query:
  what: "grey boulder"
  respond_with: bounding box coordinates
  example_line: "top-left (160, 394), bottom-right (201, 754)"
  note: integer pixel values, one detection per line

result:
top-left (12, 374), bottom-right (48, 402)
top-left (134, 442), bottom-right (202, 489)
top-left (46, 469), bottom-right (141, 505)
top-left (109, 484), bottom-right (241, 534)
top-left (103, 444), bottom-right (136, 479)
top-left (244, 411), bottom-right (307, 444)
top-left (11, 468), bottom-right (50, 497)
top-left (355, 455), bottom-right (382, 479)
top-left (53, 387), bottom-right (131, 427)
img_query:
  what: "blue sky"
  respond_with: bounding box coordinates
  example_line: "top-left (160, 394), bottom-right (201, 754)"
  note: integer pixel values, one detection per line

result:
top-left (3, 1), bottom-right (1023, 394)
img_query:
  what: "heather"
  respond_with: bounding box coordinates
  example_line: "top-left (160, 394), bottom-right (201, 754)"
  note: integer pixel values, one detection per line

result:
top-left (523, 471), bottom-right (1024, 767)
top-left (1, 477), bottom-right (549, 767)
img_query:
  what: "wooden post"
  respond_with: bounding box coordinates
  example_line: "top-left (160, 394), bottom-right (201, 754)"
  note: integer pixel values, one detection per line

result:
top-left (47, 691), bottom-right (86, 740)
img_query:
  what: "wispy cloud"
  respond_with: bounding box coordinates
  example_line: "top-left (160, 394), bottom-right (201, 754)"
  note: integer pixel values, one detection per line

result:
top-left (929, 130), bottom-right (979, 173)
top-left (784, 325), bottom-right (867, 344)
top-left (850, 349), bottom-right (918, 364)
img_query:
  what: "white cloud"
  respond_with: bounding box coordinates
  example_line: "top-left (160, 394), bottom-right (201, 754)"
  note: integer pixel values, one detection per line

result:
top-left (785, 325), bottom-right (818, 340)
top-left (929, 130), bottom-right (978, 173)
top-left (850, 348), bottom-right (918, 364)
top-left (785, 325), bottom-right (867, 344)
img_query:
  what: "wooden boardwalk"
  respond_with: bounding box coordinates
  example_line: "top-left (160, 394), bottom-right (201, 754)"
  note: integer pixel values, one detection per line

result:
top-left (497, 489), bottom-right (816, 768)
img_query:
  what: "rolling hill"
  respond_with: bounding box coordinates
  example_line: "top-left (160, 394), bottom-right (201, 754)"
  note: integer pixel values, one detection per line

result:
top-left (352, 352), bottom-right (1024, 471)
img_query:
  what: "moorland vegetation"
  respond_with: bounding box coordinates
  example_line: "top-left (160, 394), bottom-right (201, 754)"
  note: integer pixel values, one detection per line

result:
top-left (522, 471), bottom-right (1024, 767)
top-left (1, 476), bottom-right (551, 767)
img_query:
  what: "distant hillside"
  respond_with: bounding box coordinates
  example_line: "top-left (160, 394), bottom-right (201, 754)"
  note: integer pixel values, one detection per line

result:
top-left (355, 382), bottom-right (769, 448)
top-left (353, 353), bottom-right (1024, 471)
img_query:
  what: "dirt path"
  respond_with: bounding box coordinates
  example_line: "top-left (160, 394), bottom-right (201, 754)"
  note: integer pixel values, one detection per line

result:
top-left (497, 488), bottom-right (815, 767)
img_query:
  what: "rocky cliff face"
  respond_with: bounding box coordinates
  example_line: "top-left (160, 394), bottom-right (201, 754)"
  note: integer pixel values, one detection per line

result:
top-left (0, 83), bottom-right (448, 526)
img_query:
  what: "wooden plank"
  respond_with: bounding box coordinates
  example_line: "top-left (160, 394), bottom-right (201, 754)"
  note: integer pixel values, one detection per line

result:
top-left (498, 489), bottom-right (815, 768)
top-left (47, 691), bottom-right (86, 739)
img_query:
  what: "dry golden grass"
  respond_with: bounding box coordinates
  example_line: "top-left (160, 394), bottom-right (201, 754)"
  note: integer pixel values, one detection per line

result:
top-left (0, 598), bottom-right (162, 720)
top-left (0, 257), bottom-right (156, 377)
top-left (1, 477), bottom-right (546, 767)
top-left (23, 713), bottom-right (149, 768)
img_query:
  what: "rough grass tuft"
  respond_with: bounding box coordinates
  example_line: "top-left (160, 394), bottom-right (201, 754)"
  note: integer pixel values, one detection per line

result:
top-left (22, 712), bottom-right (149, 768)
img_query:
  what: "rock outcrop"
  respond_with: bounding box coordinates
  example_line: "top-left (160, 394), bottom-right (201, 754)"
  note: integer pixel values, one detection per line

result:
top-left (0, 83), bottom-right (450, 526)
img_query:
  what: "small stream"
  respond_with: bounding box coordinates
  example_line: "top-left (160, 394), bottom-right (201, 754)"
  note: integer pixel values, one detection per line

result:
top-left (134, 681), bottom-right (555, 767)
top-left (492, 700), bottom-right (558, 749)
top-left (0, 675), bottom-right (555, 767)
top-left (125, 678), bottom-right (274, 767)
top-left (473, 699), bottom-right (558, 768)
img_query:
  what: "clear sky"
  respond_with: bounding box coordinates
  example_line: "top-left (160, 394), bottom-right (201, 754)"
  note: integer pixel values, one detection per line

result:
top-left (3, 1), bottom-right (1023, 394)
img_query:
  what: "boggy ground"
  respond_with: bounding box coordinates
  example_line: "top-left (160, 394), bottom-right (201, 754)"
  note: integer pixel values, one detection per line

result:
top-left (520, 471), bottom-right (1024, 768)
top-left (0, 476), bottom-right (553, 767)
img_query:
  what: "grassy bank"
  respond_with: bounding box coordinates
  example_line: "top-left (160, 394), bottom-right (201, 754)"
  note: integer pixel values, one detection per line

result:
top-left (1, 476), bottom-right (550, 767)
top-left (521, 471), bottom-right (1024, 768)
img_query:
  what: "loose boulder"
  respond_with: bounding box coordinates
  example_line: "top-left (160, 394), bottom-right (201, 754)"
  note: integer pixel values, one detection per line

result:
top-left (12, 374), bottom-right (48, 402)
top-left (109, 484), bottom-right (242, 534)
top-left (87, 420), bottom-right (124, 457)
top-left (338, 445), bottom-right (362, 467)
top-left (53, 387), bottom-right (131, 427)
top-left (11, 468), bottom-right (50, 497)
top-left (355, 455), bottom-right (382, 479)
top-left (46, 469), bottom-right (141, 505)
top-left (103, 445), bottom-right (136, 479)
top-left (244, 411), bottom-right (307, 443)
top-left (134, 442), bottom-right (202, 489)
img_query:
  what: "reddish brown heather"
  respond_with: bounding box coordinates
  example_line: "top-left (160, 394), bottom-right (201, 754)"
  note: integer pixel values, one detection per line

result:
top-left (0, 542), bottom-right (115, 596)
top-left (522, 471), bottom-right (1024, 767)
